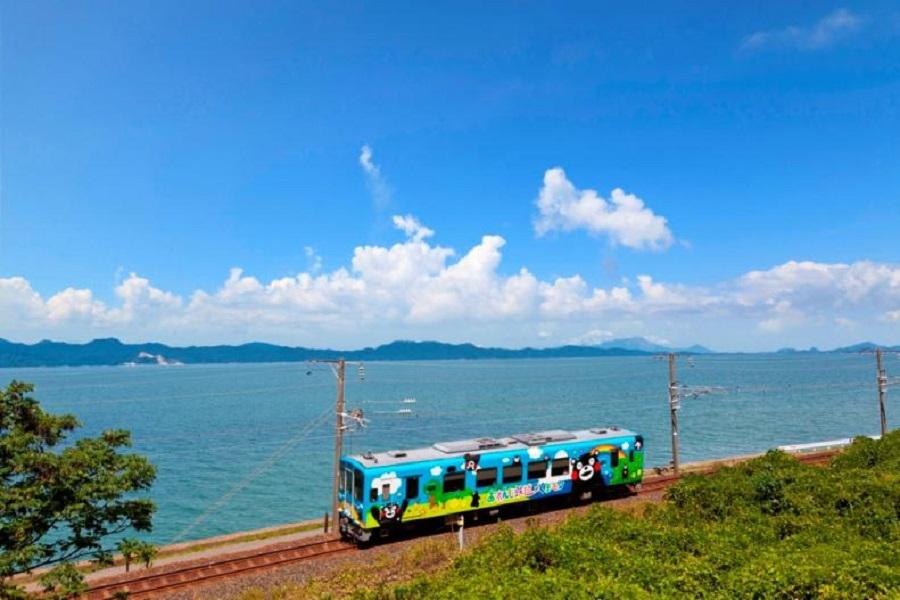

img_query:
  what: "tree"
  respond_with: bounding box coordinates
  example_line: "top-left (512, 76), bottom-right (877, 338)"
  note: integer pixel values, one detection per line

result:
top-left (116, 538), bottom-right (156, 573)
top-left (116, 539), bottom-right (140, 574)
top-left (1, 380), bottom-right (156, 597)
top-left (136, 541), bottom-right (157, 569)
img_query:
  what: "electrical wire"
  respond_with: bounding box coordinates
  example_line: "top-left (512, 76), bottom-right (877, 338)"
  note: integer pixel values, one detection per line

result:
top-left (168, 405), bottom-right (333, 543)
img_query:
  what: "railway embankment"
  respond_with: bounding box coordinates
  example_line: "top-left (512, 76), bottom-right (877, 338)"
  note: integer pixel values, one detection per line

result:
top-left (73, 434), bottom-right (900, 599)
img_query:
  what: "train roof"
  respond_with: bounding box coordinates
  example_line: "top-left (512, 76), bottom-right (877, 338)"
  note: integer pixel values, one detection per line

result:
top-left (346, 426), bottom-right (639, 468)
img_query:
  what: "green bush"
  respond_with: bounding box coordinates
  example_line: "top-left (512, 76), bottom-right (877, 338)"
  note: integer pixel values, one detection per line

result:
top-left (367, 431), bottom-right (900, 599)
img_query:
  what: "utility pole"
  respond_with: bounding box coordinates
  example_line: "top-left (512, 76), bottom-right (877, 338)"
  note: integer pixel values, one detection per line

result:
top-left (310, 358), bottom-right (347, 535)
top-left (662, 353), bottom-right (724, 474)
top-left (668, 353), bottom-right (681, 473)
top-left (876, 348), bottom-right (887, 437)
top-left (331, 358), bottom-right (346, 533)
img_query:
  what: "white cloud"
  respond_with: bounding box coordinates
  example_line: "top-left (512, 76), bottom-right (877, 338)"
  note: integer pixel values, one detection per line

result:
top-left (107, 273), bottom-right (182, 326)
top-left (46, 288), bottom-right (106, 322)
top-left (636, 275), bottom-right (710, 312)
top-left (757, 300), bottom-right (801, 334)
top-left (406, 235), bottom-right (539, 322)
top-left (304, 246), bottom-right (323, 273)
top-left (568, 329), bottom-right (614, 345)
top-left (392, 214), bottom-right (434, 242)
top-left (534, 167), bottom-right (674, 251)
top-left (2, 220), bottom-right (900, 350)
top-left (0, 277), bottom-right (47, 323)
top-left (740, 9), bottom-right (864, 53)
top-left (734, 261), bottom-right (900, 309)
top-left (834, 317), bottom-right (856, 329)
top-left (538, 275), bottom-right (632, 317)
top-left (359, 144), bottom-right (391, 210)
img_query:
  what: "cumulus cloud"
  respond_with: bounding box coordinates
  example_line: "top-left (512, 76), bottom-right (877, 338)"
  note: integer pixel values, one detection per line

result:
top-left (740, 9), bottom-right (864, 53)
top-left (359, 144), bottom-right (391, 210)
top-left (2, 220), bottom-right (899, 349)
top-left (734, 260), bottom-right (900, 309)
top-left (46, 288), bottom-right (106, 322)
top-left (0, 277), bottom-right (47, 323)
top-left (534, 167), bottom-right (674, 251)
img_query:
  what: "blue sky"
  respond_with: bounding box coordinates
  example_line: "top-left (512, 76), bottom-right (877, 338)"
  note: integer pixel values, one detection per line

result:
top-left (2, 1), bottom-right (900, 351)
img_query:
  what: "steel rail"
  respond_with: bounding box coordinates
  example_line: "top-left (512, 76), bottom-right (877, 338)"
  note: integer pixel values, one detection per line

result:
top-left (81, 538), bottom-right (356, 599)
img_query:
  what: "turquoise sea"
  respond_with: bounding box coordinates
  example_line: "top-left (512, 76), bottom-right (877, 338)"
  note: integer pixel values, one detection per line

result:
top-left (1, 353), bottom-right (894, 544)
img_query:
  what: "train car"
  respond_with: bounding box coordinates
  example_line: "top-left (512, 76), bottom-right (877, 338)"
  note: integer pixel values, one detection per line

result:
top-left (337, 426), bottom-right (644, 543)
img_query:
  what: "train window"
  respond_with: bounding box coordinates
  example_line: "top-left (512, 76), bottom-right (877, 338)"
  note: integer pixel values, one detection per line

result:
top-left (382, 484), bottom-right (391, 500)
top-left (502, 463), bottom-right (522, 483)
top-left (629, 450), bottom-right (635, 462)
top-left (443, 471), bottom-right (466, 493)
top-left (551, 457), bottom-right (570, 477)
top-left (527, 459), bottom-right (548, 480)
top-left (353, 469), bottom-right (364, 502)
top-left (610, 451), bottom-right (619, 468)
top-left (476, 467), bottom-right (497, 488)
top-left (405, 476), bottom-right (419, 500)
top-left (370, 488), bottom-right (378, 502)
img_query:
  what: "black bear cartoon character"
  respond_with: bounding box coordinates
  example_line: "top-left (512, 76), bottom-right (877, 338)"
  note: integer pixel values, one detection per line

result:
top-left (463, 453), bottom-right (480, 472)
top-left (570, 451), bottom-right (601, 491)
top-left (470, 490), bottom-right (480, 508)
top-left (371, 499), bottom-right (409, 526)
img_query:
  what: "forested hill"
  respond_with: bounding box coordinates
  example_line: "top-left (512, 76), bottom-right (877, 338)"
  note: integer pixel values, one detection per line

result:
top-left (0, 337), bottom-right (660, 367)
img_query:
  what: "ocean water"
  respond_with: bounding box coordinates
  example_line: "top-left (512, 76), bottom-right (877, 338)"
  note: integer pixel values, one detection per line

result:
top-left (1, 353), bottom-right (894, 544)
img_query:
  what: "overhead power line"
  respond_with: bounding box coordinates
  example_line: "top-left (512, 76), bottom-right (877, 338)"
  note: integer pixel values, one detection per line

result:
top-left (169, 405), bottom-right (332, 543)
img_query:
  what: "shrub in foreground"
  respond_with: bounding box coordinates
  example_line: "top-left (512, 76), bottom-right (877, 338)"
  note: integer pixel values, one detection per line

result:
top-left (365, 431), bottom-right (900, 599)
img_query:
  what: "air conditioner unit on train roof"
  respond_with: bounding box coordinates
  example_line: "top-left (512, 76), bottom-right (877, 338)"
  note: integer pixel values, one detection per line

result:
top-left (511, 430), bottom-right (577, 446)
top-left (433, 437), bottom-right (506, 453)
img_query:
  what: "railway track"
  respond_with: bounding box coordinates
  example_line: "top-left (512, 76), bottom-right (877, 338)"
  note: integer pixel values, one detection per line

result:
top-left (79, 448), bottom-right (839, 599)
top-left (81, 538), bottom-right (356, 599)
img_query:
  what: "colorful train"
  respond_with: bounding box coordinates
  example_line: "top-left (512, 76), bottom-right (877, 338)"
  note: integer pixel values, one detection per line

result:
top-left (337, 426), bottom-right (644, 543)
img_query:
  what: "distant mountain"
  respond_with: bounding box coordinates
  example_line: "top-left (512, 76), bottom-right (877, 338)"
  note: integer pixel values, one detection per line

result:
top-left (0, 337), bottom-right (658, 368)
top-left (831, 342), bottom-right (900, 353)
top-left (595, 337), bottom-right (713, 354)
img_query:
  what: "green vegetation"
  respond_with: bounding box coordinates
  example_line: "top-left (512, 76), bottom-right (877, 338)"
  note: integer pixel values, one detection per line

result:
top-left (116, 538), bottom-right (157, 572)
top-left (0, 381), bottom-right (156, 599)
top-left (247, 432), bottom-right (900, 599)
top-left (387, 433), bottom-right (899, 599)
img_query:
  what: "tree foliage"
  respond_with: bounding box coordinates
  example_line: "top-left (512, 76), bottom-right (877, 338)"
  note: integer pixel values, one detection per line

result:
top-left (116, 538), bottom-right (157, 572)
top-left (364, 432), bottom-right (900, 599)
top-left (1, 380), bottom-right (156, 597)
